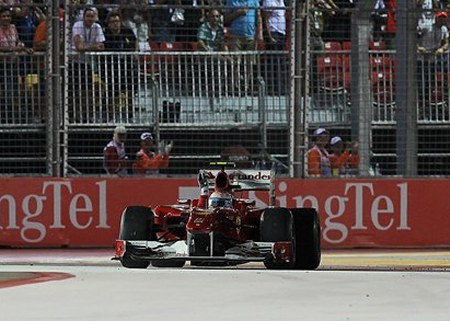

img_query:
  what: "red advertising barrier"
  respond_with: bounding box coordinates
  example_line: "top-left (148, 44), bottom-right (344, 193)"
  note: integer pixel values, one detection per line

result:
top-left (0, 177), bottom-right (449, 248)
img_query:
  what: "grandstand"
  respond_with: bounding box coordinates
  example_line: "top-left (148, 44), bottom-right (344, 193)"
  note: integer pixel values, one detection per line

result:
top-left (1, 1), bottom-right (450, 177)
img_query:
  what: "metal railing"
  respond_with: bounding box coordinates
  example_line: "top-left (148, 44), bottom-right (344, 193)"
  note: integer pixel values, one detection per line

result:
top-left (65, 50), bottom-right (290, 127)
top-left (0, 53), bottom-right (46, 125)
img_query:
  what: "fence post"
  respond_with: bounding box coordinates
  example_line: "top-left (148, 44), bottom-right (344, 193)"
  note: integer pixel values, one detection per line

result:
top-left (151, 76), bottom-right (160, 142)
top-left (395, 0), bottom-right (418, 176)
top-left (258, 76), bottom-right (267, 154)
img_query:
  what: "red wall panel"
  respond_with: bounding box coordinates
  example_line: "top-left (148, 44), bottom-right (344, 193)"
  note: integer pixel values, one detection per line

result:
top-left (0, 178), bottom-right (448, 248)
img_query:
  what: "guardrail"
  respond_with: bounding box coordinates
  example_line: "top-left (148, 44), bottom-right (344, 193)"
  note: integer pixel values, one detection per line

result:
top-left (4, 49), bottom-right (449, 127)
top-left (67, 50), bottom-right (290, 127)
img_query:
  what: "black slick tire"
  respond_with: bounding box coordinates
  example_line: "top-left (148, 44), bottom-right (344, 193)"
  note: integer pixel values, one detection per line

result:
top-left (260, 207), bottom-right (293, 269)
top-left (119, 206), bottom-right (153, 269)
top-left (290, 208), bottom-right (321, 270)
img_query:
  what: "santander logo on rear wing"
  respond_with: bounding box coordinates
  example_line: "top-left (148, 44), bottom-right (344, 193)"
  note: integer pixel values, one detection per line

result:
top-left (201, 169), bottom-right (273, 189)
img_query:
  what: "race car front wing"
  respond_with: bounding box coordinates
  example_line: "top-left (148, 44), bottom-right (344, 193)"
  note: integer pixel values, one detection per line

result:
top-left (114, 239), bottom-right (293, 264)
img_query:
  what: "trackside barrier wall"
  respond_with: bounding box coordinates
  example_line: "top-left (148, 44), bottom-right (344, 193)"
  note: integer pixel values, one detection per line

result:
top-left (0, 177), bottom-right (449, 249)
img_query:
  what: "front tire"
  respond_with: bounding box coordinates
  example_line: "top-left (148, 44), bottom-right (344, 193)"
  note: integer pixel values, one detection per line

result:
top-left (260, 208), bottom-right (293, 269)
top-left (119, 206), bottom-right (153, 269)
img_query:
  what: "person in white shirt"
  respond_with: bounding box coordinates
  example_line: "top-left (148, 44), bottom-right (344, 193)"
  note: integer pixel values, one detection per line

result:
top-left (69, 7), bottom-right (105, 122)
top-left (71, 7), bottom-right (105, 59)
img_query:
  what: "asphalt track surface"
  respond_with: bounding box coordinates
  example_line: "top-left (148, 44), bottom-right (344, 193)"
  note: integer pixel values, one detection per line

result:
top-left (1, 249), bottom-right (449, 321)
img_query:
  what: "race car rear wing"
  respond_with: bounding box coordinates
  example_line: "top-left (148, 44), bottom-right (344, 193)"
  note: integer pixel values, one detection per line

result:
top-left (199, 166), bottom-right (276, 206)
top-left (198, 162), bottom-right (276, 206)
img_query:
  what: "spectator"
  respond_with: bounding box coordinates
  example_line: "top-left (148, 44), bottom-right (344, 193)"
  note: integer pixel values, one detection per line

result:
top-left (197, 9), bottom-right (229, 109)
top-left (307, 127), bottom-right (331, 176)
top-left (262, 0), bottom-right (287, 95)
top-left (197, 9), bottom-right (227, 51)
top-left (132, 132), bottom-right (172, 174)
top-left (176, 0), bottom-right (203, 45)
top-left (328, 136), bottom-right (360, 176)
top-left (70, 7), bottom-right (105, 60)
top-left (103, 125), bottom-right (130, 175)
top-left (371, 0), bottom-right (398, 46)
top-left (3, 0), bottom-right (46, 48)
top-left (372, 0), bottom-right (387, 42)
top-left (417, 10), bottom-right (449, 56)
top-left (33, 8), bottom-right (64, 51)
top-left (310, 0), bottom-right (338, 50)
top-left (119, 0), bottom-right (152, 51)
top-left (417, 10), bottom-right (449, 106)
top-left (262, 0), bottom-right (286, 52)
top-left (69, 6), bottom-right (105, 122)
top-left (417, 0), bottom-right (440, 32)
top-left (11, 1), bottom-right (44, 121)
top-left (103, 10), bottom-right (138, 122)
top-left (224, 0), bottom-right (263, 92)
top-left (224, 0), bottom-right (262, 50)
top-left (11, 0), bottom-right (45, 49)
top-left (0, 7), bottom-right (33, 124)
top-left (150, 0), bottom-right (180, 43)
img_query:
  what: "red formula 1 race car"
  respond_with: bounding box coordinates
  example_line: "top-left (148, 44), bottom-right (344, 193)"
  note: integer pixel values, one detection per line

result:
top-left (114, 162), bottom-right (321, 270)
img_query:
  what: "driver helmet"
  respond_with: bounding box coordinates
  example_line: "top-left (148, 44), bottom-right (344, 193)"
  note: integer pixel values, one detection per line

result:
top-left (208, 191), bottom-right (233, 208)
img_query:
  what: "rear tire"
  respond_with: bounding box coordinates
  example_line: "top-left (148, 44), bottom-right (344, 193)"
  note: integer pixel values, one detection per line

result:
top-left (290, 208), bottom-right (321, 270)
top-left (119, 206), bottom-right (153, 269)
top-left (260, 208), bottom-right (292, 269)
